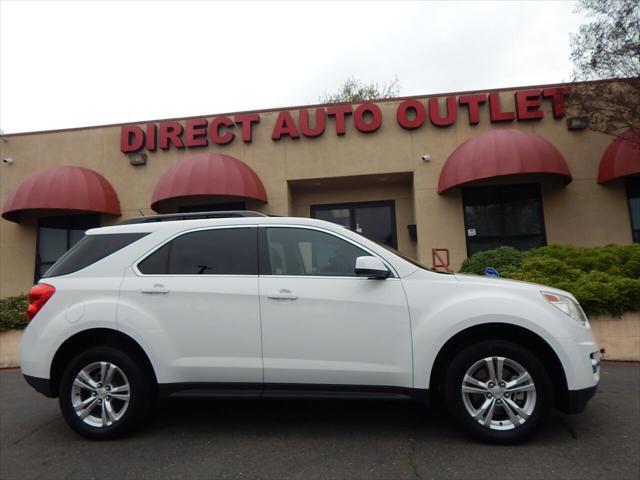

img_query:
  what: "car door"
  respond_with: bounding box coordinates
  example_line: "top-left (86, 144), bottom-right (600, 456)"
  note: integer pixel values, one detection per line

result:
top-left (118, 226), bottom-right (262, 385)
top-left (258, 225), bottom-right (413, 389)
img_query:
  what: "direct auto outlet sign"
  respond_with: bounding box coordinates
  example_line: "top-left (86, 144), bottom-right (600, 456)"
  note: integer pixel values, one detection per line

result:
top-left (120, 87), bottom-right (570, 154)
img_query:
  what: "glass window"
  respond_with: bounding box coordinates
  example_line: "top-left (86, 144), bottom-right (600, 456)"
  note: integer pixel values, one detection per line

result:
top-left (36, 214), bottom-right (101, 281)
top-left (463, 184), bottom-right (546, 256)
top-left (138, 227), bottom-right (257, 275)
top-left (311, 201), bottom-right (397, 248)
top-left (265, 227), bottom-right (369, 277)
top-left (627, 178), bottom-right (640, 243)
top-left (44, 233), bottom-right (148, 278)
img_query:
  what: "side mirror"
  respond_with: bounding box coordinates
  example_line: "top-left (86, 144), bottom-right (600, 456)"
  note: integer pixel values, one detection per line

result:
top-left (355, 256), bottom-right (390, 279)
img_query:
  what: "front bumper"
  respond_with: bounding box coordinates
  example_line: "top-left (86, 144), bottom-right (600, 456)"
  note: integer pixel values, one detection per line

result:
top-left (563, 383), bottom-right (598, 414)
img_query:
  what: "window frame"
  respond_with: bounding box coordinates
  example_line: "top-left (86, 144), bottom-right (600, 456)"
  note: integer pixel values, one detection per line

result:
top-left (258, 224), bottom-right (397, 278)
top-left (461, 183), bottom-right (547, 257)
top-left (626, 177), bottom-right (640, 244)
top-left (133, 225), bottom-right (259, 277)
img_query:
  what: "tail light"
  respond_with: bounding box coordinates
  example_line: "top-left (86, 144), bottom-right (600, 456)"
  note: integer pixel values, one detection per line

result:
top-left (26, 283), bottom-right (56, 321)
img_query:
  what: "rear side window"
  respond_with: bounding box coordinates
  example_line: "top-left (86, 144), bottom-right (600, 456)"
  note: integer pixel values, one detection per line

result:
top-left (43, 233), bottom-right (149, 278)
top-left (138, 227), bottom-right (257, 275)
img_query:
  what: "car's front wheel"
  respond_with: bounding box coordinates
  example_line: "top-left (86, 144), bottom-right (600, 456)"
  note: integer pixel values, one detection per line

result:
top-left (59, 346), bottom-right (153, 439)
top-left (444, 340), bottom-right (553, 444)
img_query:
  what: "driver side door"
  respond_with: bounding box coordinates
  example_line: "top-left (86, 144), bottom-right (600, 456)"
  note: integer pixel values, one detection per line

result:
top-left (258, 226), bottom-right (413, 390)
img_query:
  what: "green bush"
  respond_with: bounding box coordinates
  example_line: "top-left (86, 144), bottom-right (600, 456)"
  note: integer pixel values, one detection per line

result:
top-left (0, 294), bottom-right (29, 333)
top-left (459, 246), bottom-right (524, 275)
top-left (460, 244), bottom-right (640, 316)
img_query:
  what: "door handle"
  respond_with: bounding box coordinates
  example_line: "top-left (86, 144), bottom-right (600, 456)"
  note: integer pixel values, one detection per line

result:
top-left (140, 283), bottom-right (170, 294)
top-left (267, 289), bottom-right (298, 300)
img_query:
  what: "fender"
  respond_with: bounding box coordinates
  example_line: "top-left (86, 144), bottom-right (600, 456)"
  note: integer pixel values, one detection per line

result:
top-left (20, 278), bottom-right (120, 380)
top-left (401, 273), bottom-right (574, 389)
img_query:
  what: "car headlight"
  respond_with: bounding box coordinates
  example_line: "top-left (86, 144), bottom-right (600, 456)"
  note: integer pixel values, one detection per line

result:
top-left (541, 292), bottom-right (588, 326)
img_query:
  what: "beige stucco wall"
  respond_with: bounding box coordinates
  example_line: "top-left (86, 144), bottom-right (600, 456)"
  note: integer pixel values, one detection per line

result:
top-left (0, 83), bottom-right (635, 297)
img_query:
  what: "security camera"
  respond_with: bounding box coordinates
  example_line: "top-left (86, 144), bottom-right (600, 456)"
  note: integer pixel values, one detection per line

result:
top-left (2, 158), bottom-right (13, 165)
top-left (421, 154), bottom-right (431, 162)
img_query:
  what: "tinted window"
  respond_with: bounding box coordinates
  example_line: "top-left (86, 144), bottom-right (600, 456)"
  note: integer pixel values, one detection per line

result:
top-left (627, 178), bottom-right (640, 244)
top-left (463, 184), bottom-right (546, 256)
top-left (265, 228), bottom-right (369, 277)
top-left (36, 214), bottom-right (100, 280)
top-left (43, 233), bottom-right (148, 278)
top-left (138, 228), bottom-right (257, 275)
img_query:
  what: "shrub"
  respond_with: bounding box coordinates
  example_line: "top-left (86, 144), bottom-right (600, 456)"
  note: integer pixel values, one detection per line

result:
top-left (0, 294), bottom-right (29, 333)
top-left (459, 246), bottom-right (523, 275)
top-left (460, 244), bottom-right (640, 316)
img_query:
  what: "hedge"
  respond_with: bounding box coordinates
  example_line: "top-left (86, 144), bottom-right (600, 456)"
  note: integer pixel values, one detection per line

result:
top-left (459, 244), bottom-right (640, 317)
top-left (0, 294), bottom-right (29, 333)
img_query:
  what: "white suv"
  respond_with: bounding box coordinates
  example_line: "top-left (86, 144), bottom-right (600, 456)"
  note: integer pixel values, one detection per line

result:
top-left (20, 212), bottom-right (600, 443)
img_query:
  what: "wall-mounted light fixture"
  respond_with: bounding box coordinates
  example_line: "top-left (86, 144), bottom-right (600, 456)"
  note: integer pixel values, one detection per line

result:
top-left (128, 153), bottom-right (147, 166)
top-left (567, 116), bottom-right (589, 131)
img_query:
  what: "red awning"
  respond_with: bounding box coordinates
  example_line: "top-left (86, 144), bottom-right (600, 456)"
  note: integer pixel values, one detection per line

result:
top-left (597, 129), bottom-right (640, 184)
top-left (151, 153), bottom-right (267, 211)
top-left (437, 129), bottom-right (572, 194)
top-left (2, 166), bottom-right (121, 223)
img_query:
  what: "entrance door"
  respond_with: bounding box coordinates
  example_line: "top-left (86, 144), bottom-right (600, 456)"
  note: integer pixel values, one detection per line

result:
top-left (258, 226), bottom-right (413, 389)
top-left (311, 201), bottom-right (397, 248)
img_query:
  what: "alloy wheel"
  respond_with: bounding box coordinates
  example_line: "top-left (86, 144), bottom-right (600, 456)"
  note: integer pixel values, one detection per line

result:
top-left (71, 361), bottom-right (131, 428)
top-left (460, 356), bottom-right (537, 431)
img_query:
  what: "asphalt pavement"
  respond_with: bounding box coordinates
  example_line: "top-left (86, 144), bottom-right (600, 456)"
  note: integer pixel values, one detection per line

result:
top-left (1, 362), bottom-right (639, 480)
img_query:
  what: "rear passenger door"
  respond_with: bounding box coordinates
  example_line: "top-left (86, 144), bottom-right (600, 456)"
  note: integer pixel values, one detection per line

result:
top-left (118, 226), bottom-right (262, 385)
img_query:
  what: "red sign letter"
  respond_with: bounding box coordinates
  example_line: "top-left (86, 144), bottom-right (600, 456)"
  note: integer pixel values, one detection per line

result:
top-left (145, 124), bottom-right (157, 151)
top-left (209, 117), bottom-right (235, 145)
top-left (272, 111), bottom-right (300, 140)
top-left (516, 90), bottom-right (543, 120)
top-left (326, 105), bottom-right (353, 135)
top-left (397, 100), bottom-right (425, 129)
top-left (429, 97), bottom-right (457, 127)
top-left (354, 104), bottom-right (382, 133)
top-left (185, 118), bottom-right (209, 147)
top-left (458, 94), bottom-right (486, 125)
top-left (299, 108), bottom-right (326, 137)
top-left (159, 121), bottom-right (185, 150)
top-left (542, 87), bottom-right (571, 118)
top-left (488, 93), bottom-right (515, 122)
top-left (235, 114), bottom-right (260, 143)
top-left (120, 125), bottom-right (145, 153)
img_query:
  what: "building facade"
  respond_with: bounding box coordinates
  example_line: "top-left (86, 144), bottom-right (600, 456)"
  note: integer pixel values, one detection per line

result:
top-left (1, 80), bottom-right (638, 298)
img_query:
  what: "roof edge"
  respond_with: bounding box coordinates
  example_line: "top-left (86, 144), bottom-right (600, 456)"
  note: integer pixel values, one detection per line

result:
top-left (1, 78), bottom-right (630, 138)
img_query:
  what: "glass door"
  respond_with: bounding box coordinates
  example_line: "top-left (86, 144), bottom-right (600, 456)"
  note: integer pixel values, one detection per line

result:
top-left (310, 201), bottom-right (397, 248)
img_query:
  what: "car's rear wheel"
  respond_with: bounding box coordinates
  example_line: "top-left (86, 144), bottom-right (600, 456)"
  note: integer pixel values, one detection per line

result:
top-left (59, 346), bottom-right (153, 439)
top-left (444, 340), bottom-right (553, 444)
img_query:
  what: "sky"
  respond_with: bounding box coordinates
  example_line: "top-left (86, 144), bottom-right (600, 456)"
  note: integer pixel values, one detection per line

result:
top-left (0, 0), bottom-right (588, 134)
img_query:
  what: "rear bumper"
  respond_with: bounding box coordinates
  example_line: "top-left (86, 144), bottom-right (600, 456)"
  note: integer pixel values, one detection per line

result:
top-left (560, 383), bottom-right (598, 414)
top-left (23, 374), bottom-right (55, 398)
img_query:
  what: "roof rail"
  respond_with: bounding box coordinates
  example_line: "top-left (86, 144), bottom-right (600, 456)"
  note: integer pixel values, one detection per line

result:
top-left (118, 210), bottom-right (267, 225)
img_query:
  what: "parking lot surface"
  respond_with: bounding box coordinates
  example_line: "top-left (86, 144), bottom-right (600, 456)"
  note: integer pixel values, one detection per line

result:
top-left (1, 362), bottom-right (639, 480)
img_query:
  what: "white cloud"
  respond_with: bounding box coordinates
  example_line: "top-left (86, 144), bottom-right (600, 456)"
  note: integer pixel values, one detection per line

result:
top-left (0, 0), bottom-right (586, 133)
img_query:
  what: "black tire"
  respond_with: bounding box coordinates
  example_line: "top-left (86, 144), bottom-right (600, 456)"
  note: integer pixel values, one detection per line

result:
top-left (444, 340), bottom-right (553, 444)
top-left (59, 346), bottom-right (154, 440)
